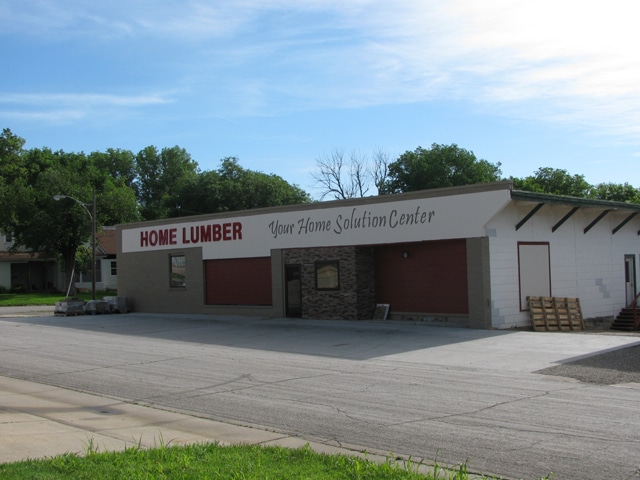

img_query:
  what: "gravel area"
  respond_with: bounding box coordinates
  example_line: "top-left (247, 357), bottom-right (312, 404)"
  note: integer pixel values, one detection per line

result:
top-left (537, 343), bottom-right (640, 385)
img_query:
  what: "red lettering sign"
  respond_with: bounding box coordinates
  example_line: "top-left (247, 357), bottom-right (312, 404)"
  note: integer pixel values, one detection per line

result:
top-left (140, 222), bottom-right (242, 248)
top-left (233, 222), bottom-right (242, 240)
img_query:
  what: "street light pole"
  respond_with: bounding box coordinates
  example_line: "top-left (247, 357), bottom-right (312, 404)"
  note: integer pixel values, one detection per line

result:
top-left (53, 187), bottom-right (97, 300)
top-left (91, 187), bottom-right (96, 301)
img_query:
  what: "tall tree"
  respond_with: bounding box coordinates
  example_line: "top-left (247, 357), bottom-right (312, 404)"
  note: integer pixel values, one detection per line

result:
top-left (0, 147), bottom-right (95, 291)
top-left (379, 143), bottom-right (502, 194)
top-left (0, 128), bottom-right (26, 183)
top-left (134, 145), bottom-right (200, 220)
top-left (89, 148), bottom-right (137, 189)
top-left (0, 131), bottom-right (140, 292)
top-left (167, 170), bottom-right (223, 217)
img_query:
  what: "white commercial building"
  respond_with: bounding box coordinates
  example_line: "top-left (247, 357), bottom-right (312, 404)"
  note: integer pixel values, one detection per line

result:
top-left (117, 182), bottom-right (640, 329)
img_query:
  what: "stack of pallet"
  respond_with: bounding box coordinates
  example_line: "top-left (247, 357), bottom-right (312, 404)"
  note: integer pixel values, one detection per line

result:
top-left (527, 296), bottom-right (584, 331)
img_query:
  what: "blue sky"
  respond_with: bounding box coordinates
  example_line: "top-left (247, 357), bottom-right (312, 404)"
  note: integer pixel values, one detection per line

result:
top-left (1, 1), bottom-right (639, 197)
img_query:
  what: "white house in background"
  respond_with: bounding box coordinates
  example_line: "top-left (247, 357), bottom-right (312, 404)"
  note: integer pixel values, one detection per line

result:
top-left (0, 227), bottom-right (118, 294)
top-left (68, 227), bottom-right (118, 294)
top-left (0, 230), bottom-right (61, 293)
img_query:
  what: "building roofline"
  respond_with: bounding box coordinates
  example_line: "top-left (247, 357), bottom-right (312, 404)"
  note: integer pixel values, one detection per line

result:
top-left (118, 181), bottom-right (514, 229)
top-left (115, 180), bottom-right (640, 231)
top-left (510, 189), bottom-right (640, 212)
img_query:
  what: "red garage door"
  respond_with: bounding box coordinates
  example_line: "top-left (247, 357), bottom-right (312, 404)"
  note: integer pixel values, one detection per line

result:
top-left (205, 257), bottom-right (272, 305)
top-left (375, 240), bottom-right (468, 314)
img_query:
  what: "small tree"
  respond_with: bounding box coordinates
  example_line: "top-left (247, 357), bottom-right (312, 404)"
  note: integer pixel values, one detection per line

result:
top-left (312, 148), bottom-right (390, 200)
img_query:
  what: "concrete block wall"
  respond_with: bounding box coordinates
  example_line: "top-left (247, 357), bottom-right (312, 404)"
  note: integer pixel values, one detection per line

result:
top-left (486, 202), bottom-right (640, 328)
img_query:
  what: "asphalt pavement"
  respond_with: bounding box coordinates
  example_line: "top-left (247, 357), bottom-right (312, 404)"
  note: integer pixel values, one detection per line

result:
top-left (0, 306), bottom-right (368, 464)
top-left (1, 307), bottom-right (639, 479)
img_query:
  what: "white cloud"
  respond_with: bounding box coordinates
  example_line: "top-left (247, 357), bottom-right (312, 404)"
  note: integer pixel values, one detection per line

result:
top-left (0, 109), bottom-right (86, 124)
top-left (333, 0), bottom-right (640, 139)
top-left (0, 93), bottom-right (170, 126)
top-left (0, 93), bottom-right (168, 107)
top-left (3, 1), bottom-right (639, 141)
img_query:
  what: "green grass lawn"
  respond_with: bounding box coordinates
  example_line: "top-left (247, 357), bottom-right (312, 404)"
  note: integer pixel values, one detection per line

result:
top-left (0, 443), bottom-right (493, 480)
top-left (0, 292), bottom-right (95, 306)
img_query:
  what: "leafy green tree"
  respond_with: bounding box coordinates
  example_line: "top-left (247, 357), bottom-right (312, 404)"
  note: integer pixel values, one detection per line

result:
top-left (168, 158), bottom-right (311, 217)
top-left (216, 158), bottom-right (311, 211)
top-left (0, 147), bottom-right (95, 291)
top-left (379, 143), bottom-right (502, 194)
top-left (89, 148), bottom-right (137, 189)
top-left (88, 149), bottom-right (141, 226)
top-left (167, 170), bottom-right (223, 217)
top-left (512, 167), bottom-right (591, 197)
top-left (0, 130), bottom-right (140, 292)
top-left (134, 146), bottom-right (200, 220)
top-left (0, 128), bottom-right (26, 184)
top-left (589, 182), bottom-right (640, 203)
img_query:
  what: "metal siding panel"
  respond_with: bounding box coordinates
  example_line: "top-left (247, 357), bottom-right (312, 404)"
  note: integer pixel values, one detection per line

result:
top-left (206, 257), bottom-right (272, 305)
top-left (375, 240), bottom-right (468, 314)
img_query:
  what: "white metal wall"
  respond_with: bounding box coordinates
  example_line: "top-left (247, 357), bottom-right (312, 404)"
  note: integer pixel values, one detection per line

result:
top-left (487, 202), bottom-right (639, 328)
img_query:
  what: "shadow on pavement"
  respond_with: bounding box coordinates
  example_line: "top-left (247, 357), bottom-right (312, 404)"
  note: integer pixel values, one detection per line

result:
top-left (1, 312), bottom-right (518, 360)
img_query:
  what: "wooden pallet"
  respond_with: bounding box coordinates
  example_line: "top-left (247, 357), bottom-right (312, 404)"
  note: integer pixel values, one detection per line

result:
top-left (527, 296), bottom-right (584, 331)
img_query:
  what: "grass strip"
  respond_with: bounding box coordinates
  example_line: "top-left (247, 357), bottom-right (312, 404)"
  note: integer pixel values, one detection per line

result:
top-left (0, 442), bottom-right (503, 480)
top-left (0, 292), bottom-right (94, 306)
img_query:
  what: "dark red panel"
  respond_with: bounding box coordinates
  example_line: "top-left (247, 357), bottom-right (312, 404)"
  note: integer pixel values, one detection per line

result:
top-left (375, 240), bottom-right (468, 314)
top-left (205, 257), bottom-right (272, 305)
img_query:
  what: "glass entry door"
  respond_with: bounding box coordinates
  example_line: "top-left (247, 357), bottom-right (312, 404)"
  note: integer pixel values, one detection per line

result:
top-left (285, 264), bottom-right (302, 317)
top-left (625, 255), bottom-right (636, 307)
